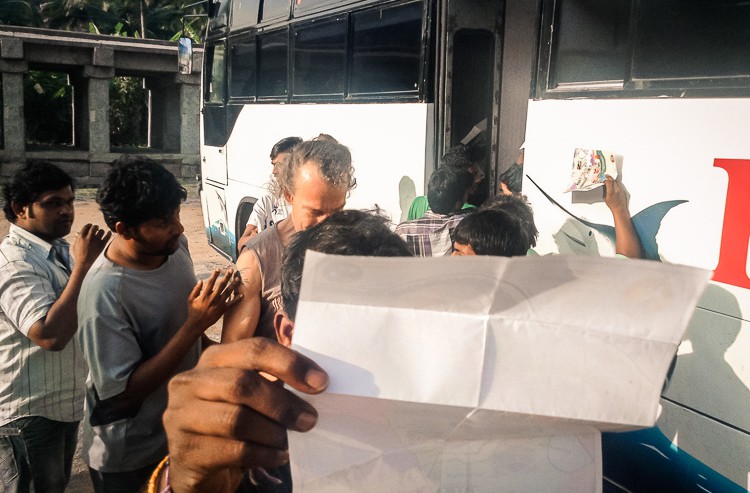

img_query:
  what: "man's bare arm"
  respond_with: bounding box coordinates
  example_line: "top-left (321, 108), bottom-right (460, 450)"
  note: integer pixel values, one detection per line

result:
top-left (27, 224), bottom-right (110, 351)
top-left (604, 175), bottom-right (643, 259)
top-left (236, 224), bottom-right (258, 252)
top-left (221, 249), bottom-right (262, 343)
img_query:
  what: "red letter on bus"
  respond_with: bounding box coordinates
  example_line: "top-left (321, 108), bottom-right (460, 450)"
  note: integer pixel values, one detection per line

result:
top-left (713, 159), bottom-right (750, 289)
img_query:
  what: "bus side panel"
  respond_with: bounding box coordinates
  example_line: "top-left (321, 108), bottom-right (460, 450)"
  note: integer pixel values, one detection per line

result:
top-left (223, 103), bottom-right (434, 226)
top-left (202, 182), bottom-right (235, 260)
top-left (522, 98), bottom-right (750, 491)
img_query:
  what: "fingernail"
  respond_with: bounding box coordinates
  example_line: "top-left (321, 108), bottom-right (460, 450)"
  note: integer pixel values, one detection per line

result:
top-left (305, 368), bottom-right (328, 390)
top-left (295, 411), bottom-right (318, 431)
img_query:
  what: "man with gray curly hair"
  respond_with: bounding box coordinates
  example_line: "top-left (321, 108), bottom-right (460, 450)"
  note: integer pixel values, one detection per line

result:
top-left (222, 137), bottom-right (356, 344)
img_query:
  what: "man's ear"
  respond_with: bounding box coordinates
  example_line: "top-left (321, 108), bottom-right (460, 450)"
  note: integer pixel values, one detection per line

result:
top-left (274, 311), bottom-right (295, 347)
top-left (114, 221), bottom-right (134, 239)
top-left (284, 189), bottom-right (294, 205)
top-left (10, 202), bottom-right (27, 220)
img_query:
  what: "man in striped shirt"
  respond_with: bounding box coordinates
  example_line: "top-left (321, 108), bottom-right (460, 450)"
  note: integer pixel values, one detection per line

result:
top-left (0, 161), bottom-right (110, 493)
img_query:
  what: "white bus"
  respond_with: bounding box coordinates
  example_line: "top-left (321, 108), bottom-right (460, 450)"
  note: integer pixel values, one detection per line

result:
top-left (199, 0), bottom-right (749, 491)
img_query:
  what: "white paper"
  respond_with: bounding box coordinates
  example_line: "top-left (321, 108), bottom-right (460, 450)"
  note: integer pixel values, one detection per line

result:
top-left (290, 253), bottom-right (710, 492)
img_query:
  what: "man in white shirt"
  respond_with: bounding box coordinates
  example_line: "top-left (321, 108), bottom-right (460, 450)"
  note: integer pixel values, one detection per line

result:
top-left (0, 160), bottom-right (109, 493)
top-left (237, 136), bottom-right (302, 251)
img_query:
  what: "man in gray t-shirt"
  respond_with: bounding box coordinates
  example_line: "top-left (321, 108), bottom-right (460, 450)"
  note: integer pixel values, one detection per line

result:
top-left (76, 156), bottom-right (241, 493)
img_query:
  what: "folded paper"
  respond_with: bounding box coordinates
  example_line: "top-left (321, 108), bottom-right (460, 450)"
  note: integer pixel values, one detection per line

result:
top-left (290, 253), bottom-right (710, 492)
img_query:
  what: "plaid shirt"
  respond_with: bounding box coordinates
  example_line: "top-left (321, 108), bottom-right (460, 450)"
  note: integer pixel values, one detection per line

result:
top-left (394, 210), bottom-right (471, 257)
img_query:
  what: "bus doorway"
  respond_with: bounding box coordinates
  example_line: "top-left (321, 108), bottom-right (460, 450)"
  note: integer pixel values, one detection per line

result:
top-left (437, 0), bottom-right (503, 205)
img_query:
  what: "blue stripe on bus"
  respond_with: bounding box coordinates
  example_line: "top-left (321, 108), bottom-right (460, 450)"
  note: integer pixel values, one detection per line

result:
top-left (602, 427), bottom-right (748, 493)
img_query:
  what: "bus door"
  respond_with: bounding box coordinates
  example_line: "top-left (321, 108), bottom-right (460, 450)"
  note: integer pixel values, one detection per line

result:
top-left (200, 41), bottom-right (235, 259)
top-left (436, 0), bottom-right (502, 204)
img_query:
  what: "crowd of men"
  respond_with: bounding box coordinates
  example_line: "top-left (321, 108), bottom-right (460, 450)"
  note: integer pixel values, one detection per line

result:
top-left (0, 134), bottom-right (642, 493)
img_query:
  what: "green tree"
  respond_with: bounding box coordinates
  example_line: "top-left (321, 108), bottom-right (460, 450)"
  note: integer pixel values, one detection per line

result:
top-left (0, 0), bottom-right (42, 26)
top-left (24, 70), bottom-right (73, 146)
top-left (109, 76), bottom-right (148, 148)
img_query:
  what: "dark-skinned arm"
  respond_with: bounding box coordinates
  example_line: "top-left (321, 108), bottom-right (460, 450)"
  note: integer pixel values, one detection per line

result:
top-left (604, 175), bottom-right (643, 259)
top-left (97, 269), bottom-right (241, 417)
top-left (27, 224), bottom-right (110, 351)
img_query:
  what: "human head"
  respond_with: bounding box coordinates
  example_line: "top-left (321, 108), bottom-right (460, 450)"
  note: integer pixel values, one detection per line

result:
top-left (269, 136), bottom-right (302, 179)
top-left (279, 210), bottom-right (412, 328)
top-left (270, 136), bottom-right (303, 160)
top-left (481, 193), bottom-right (538, 248)
top-left (426, 165), bottom-right (474, 215)
top-left (277, 139), bottom-right (356, 232)
top-left (97, 155), bottom-right (187, 255)
top-left (498, 162), bottom-right (523, 195)
top-left (441, 145), bottom-right (485, 184)
top-left (450, 209), bottom-right (530, 257)
top-left (3, 160), bottom-right (76, 241)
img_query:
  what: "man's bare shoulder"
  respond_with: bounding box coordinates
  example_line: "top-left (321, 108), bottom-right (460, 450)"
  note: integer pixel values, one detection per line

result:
top-left (235, 246), bottom-right (262, 290)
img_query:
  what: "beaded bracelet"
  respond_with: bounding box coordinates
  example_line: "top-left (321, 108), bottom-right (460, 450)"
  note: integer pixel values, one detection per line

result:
top-left (147, 455), bottom-right (172, 493)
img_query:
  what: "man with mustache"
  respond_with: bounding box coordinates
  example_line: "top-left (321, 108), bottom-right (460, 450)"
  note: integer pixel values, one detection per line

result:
top-left (0, 160), bottom-right (110, 493)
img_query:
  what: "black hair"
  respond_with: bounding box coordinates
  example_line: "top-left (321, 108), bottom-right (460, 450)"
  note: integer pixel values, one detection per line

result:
top-left (97, 155), bottom-right (187, 230)
top-left (278, 139), bottom-right (356, 195)
top-left (427, 166), bottom-right (474, 215)
top-left (481, 193), bottom-right (538, 247)
top-left (3, 161), bottom-right (75, 222)
top-left (451, 209), bottom-right (531, 257)
top-left (281, 209), bottom-right (412, 321)
top-left (498, 164), bottom-right (523, 194)
top-left (270, 136), bottom-right (303, 159)
top-left (440, 145), bottom-right (474, 170)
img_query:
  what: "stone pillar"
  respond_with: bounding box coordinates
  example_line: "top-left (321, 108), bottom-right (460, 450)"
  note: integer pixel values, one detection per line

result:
top-left (178, 75), bottom-right (200, 158)
top-left (147, 76), bottom-right (180, 152)
top-left (82, 65), bottom-right (114, 154)
top-left (0, 38), bottom-right (28, 154)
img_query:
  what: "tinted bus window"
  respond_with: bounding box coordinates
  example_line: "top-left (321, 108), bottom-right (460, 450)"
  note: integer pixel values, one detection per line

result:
top-left (549, 0), bottom-right (631, 85)
top-left (350, 1), bottom-right (423, 95)
top-left (633, 1), bottom-right (750, 80)
top-left (230, 37), bottom-right (257, 98)
top-left (231, 0), bottom-right (260, 30)
top-left (292, 17), bottom-right (346, 96)
top-left (258, 30), bottom-right (289, 97)
top-left (262, 0), bottom-right (291, 22)
top-left (293, 0), bottom-right (345, 15)
top-left (206, 44), bottom-right (227, 103)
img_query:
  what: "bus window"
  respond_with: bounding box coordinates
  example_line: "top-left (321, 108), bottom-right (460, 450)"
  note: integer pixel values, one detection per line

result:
top-left (261, 0), bottom-right (291, 23)
top-left (230, 37), bottom-right (257, 98)
top-left (231, 0), bottom-right (261, 30)
top-left (258, 29), bottom-right (289, 98)
top-left (292, 17), bottom-right (346, 97)
top-left (349, 1), bottom-right (423, 96)
top-left (206, 44), bottom-right (227, 103)
top-left (633, 1), bottom-right (750, 80)
top-left (549, 0), bottom-right (631, 87)
top-left (293, 0), bottom-right (346, 15)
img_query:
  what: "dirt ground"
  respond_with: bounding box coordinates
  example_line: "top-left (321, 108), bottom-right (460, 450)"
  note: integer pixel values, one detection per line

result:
top-left (0, 183), bottom-right (229, 492)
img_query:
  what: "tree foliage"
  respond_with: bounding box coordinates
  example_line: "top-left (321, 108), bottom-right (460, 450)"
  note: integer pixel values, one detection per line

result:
top-left (109, 76), bottom-right (148, 148)
top-left (1, 0), bottom-right (206, 42)
top-left (23, 71), bottom-right (73, 146)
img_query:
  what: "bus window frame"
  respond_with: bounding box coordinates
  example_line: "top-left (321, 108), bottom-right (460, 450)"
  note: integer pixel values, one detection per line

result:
top-left (216, 0), bottom-right (434, 103)
top-left (256, 27), bottom-right (291, 101)
top-left (228, 32), bottom-right (259, 102)
top-left (535, 0), bottom-right (750, 100)
top-left (345, 0), bottom-right (426, 101)
top-left (204, 41), bottom-right (228, 105)
top-left (290, 15), bottom-right (348, 100)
